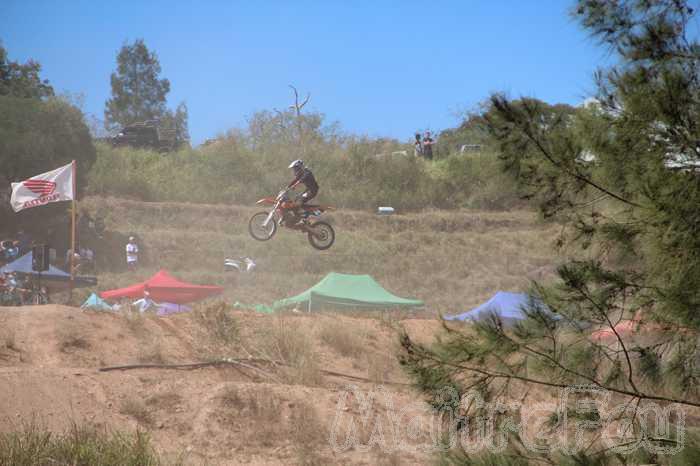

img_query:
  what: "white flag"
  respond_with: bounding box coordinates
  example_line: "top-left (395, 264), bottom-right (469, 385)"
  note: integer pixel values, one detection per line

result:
top-left (10, 162), bottom-right (75, 212)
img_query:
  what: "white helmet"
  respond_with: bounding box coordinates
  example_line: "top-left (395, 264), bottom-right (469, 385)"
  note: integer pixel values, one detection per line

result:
top-left (288, 159), bottom-right (304, 170)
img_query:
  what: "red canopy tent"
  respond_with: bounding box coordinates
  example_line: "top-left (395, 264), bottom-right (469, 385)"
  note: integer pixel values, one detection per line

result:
top-left (101, 269), bottom-right (223, 304)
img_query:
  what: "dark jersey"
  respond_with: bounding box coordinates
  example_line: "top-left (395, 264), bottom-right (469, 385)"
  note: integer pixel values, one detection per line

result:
top-left (289, 168), bottom-right (319, 194)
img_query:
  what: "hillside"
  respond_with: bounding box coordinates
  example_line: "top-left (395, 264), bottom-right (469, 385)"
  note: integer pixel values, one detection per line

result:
top-left (79, 196), bottom-right (560, 313)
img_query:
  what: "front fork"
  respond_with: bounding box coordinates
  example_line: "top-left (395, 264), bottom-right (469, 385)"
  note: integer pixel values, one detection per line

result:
top-left (262, 209), bottom-right (277, 228)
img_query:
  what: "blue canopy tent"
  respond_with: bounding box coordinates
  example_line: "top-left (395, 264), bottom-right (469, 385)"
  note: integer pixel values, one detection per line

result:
top-left (0, 251), bottom-right (97, 290)
top-left (445, 291), bottom-right (558, 326)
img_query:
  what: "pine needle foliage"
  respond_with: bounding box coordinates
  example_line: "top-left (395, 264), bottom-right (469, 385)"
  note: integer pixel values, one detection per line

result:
top-left (399, 0), bottom-right (700, 462)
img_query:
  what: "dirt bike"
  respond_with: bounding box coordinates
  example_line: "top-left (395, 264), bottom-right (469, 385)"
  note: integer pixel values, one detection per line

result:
top-left (248, 189), bottom-right (335, 250)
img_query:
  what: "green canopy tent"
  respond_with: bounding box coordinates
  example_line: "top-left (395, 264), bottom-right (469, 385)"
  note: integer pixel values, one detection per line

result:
top-left (272, 272), bottom-right (423, 312)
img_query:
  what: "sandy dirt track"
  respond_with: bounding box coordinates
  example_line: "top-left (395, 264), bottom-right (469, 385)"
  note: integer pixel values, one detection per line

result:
top-left (0, 305), bottom-right (443, 465)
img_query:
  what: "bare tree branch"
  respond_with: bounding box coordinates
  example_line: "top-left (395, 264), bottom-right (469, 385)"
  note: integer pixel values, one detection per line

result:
top-left (288, 84), bottom-right (310, 116)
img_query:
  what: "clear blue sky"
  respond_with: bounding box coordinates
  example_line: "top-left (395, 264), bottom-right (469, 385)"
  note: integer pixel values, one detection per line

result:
top-left (4, 0), bottom-right (611, 145)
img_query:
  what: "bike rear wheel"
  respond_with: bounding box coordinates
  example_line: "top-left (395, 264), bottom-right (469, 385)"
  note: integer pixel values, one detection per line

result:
top-left (307, 221), bottom-right (335, 250)
top-left (249, 211), bottom-right (277, 241)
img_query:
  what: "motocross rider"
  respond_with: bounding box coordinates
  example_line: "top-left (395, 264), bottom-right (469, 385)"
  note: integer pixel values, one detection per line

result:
top-left (286, 159), bottom-right (319, 225)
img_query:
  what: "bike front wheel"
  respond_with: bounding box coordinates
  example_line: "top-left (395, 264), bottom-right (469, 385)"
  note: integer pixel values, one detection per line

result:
top-left (249, 212), bottom-right (278, 241)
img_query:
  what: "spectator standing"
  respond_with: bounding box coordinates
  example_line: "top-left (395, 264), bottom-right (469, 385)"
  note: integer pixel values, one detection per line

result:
top-left (126, 236), bottom-right (139, 270)
top-left (66, 249), bottom-right (81, 274)
top-left (0, 241), bottom-right (9, 264)
top-left (413, 133), bottom-right (423, 157)
top-left (422, 131), bottom-right (434, 160)
top-left (16, 230), bottom-right (30, 254)
top-left (1, 241), bottom-right (20, 262)
top-left (5, 272), bottom-right (25, 305)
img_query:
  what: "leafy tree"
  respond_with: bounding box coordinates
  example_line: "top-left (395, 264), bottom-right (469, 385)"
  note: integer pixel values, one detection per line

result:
top-left (104, 39), bottom-right (170, 131)
top-left (161, 101), bottom-right (190, 146)
top-left (0, 44), bottom-right (91, 233)
top-left (0, 96), bottom-right (96, 234)
top-left (438, 100), bottom-right (576, 156)
top-left (400, 0), bottom-right (700, 461)
top-left (0, 42), bottom-right (54, 99)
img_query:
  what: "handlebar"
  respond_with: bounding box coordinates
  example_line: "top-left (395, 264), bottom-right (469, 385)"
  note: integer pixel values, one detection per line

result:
top-left (277, 188), bottom-right (293, 201)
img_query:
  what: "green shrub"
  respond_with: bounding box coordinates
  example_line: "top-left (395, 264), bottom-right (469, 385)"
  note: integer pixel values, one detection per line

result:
top-left (430, 152), bottom-right (521, 209)
top-left (87, 137), bottom-right (519, 212)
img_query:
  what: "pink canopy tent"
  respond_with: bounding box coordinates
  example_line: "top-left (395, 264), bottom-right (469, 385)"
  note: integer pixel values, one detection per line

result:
top-left (591, 311), bottom-right (664, 341)
top-left (101, 269), bottom-right (223, 304)
top-left (591, 320), bottom-right (639, 341)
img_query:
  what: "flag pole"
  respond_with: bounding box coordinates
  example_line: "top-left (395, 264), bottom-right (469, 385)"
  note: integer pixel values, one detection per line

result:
top-left (70, 160), bottom-right (77, 283)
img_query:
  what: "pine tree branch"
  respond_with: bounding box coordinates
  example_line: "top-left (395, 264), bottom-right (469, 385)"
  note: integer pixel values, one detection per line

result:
top-left (404, 335), bottom-right (700, 408)
top-left (574, 285), bottom-right (641, 394)
top-left (519, 117), bottom-right (643, 209)
top-left (432, 351), bottom-right (700, 407)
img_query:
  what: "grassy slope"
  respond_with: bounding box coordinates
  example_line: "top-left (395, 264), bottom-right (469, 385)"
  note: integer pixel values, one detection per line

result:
top-left (80, 196), bottom-right (560, 313)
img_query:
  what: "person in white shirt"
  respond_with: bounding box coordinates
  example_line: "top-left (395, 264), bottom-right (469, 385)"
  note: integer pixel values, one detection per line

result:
top-left (132, 289), bottom-right (157, 313)
top-left (126, 236), bottom-right (139, 270)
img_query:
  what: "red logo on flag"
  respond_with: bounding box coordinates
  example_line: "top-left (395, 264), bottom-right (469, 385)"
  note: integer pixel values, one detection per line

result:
top-left (23, 179), bottom-right (56, 196)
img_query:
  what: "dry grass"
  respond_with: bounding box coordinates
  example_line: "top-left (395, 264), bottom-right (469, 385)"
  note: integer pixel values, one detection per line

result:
top-left (122, 309), bottom-right (148, 337)
top-left (0, 327), bottom-right (21, 363)
top-left (218, 389), bottom-right (286, 447)
top-left (146, 391), bottom-right (182, 411)
top-left (191, 301), bottom-right (239, 359)
top-left (289, 401), bottom-right (327, 465)
top-left (120, 397), bottom-right (154, 428)
top-left (375, 451), bottom-right (403, 466)
top-left (366, 352), bottom-right (397, 384)
top-left (256, 315), bottom-right (323, 386)
top-left (58, 334), bottom-right (91, 353)
top-left (137, 339), bottom-right (167, 364)
top-left (289, 353), bottom-right (324, 387)
top-left (317, 318), bottom-right (366, 359)
top-left (0, 328), bottom-right (17, 352)
top-left (217, 388), bottom-right (327, 463)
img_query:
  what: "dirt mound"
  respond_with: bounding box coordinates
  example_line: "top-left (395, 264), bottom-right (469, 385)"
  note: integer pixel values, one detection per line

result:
top-left (0, 304), bottom-right (443, 465)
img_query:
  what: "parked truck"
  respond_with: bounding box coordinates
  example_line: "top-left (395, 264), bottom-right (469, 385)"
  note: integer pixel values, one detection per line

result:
top-left (110, 120), bottom-right (182, 152)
